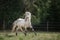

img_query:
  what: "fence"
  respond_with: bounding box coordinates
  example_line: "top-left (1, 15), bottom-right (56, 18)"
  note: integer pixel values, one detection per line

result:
top-left (0, 21), bottom-right (60, 32)
top-left (33, 21), bottom-right (60, 32)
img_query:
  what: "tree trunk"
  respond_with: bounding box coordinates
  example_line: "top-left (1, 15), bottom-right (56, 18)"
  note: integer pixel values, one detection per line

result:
top-left (3, 20), bottom-right (5, 32)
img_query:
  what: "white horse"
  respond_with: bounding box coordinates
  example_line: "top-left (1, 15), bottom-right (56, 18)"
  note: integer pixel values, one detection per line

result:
top-left (12, 11), bottom-right (36, 36)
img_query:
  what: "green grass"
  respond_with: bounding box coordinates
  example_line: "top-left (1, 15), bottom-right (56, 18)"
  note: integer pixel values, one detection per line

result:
top-left (0, 32), bottom-right (60, 40)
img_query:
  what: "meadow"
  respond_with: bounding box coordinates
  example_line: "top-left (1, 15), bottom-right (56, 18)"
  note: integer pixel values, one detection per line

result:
top-left (0, 32), bottom-right (60, 40)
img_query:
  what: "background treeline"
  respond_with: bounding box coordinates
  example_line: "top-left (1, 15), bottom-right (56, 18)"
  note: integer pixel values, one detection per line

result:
top-left (0, 0), bottom-right (60, 31)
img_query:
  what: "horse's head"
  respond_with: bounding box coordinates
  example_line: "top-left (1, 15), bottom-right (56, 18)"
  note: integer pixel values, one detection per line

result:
top-left (25, 11), bottom-right (31, 21)
top-left (25, 11), bottom-right (31, 17)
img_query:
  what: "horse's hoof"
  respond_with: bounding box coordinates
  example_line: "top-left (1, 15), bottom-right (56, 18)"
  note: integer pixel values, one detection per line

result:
top-left (16, 33), bottom-right (17, 36)
top-left (35, 33), bottom-right (37, 36)
top-left (24, 33), bottom-right (27, 36)
top-left (34, 32), bottom-right (37, 36)
top-left (25, 34), bottom-right (26, 36)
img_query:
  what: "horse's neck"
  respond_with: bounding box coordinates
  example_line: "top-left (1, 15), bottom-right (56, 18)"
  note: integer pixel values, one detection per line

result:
top-left (25, 17), bottom-right (31, 22)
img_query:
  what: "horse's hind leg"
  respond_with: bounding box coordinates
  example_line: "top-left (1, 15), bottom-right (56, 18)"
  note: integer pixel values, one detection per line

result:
top-left (12, 25), bottom-right (16, 32)
top-left (16, 27), bottom-right (19, 36)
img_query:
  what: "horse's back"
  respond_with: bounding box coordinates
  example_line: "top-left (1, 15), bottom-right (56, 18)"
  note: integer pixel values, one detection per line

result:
top-left (16, 18), bottom-right (25, 27)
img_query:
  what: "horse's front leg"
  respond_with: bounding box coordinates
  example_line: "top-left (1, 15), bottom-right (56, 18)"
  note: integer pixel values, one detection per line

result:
top-left (32, 28), bottom-right (37, 35)
top-left (30, 26), bottom-right (37, 35)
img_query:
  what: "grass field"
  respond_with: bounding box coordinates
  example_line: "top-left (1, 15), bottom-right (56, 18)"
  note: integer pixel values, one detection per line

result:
top-left (0, 32), bottom-right (60, 40)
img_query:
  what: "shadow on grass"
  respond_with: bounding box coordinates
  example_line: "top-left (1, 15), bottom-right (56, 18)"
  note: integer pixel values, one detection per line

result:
top-left (5, 34), bottom-right (15, 37)
top-left (57, 34), bottom-right (60, 40)
top-left (19, 37), bottom-right (23, 40)
top-left (0, 36), bottom-right (4, 40)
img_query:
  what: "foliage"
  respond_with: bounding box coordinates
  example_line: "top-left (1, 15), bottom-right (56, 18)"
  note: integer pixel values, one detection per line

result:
top-left (0, 0), bottom-right (60, 29)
